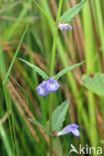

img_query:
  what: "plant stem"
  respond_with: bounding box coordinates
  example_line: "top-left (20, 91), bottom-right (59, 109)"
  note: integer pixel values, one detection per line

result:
top-left (50, 28), bottom-right (58, 76)
top-left (49, 0), bottom-right (63, 155)
top-left (49, 93), bottom-right (53, 156)
top-left (50, 0), bottom-right (63, 76)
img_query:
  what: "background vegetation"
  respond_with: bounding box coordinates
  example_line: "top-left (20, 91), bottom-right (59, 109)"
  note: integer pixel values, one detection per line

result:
top-left (0, 0), bottom-right (104, 155)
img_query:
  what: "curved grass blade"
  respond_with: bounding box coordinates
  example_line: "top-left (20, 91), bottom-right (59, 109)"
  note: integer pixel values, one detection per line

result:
top-left (19, 58), bottom-right (49, 80)
top-left (82, 73), bottom-right (104, 96)
top-left (47, 99), bottom-right (70, 131)
top-left (3, 23), bottom-right (29, 84)
top-left (54, 61), bottom-right (85, 80)
top-left (59, 0), bottom-right (86, 23)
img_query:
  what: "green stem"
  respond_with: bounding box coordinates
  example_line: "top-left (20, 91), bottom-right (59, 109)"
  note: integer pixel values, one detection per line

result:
top-left (49, 93), bottom-right (53, 156)
top-left (50, 28), bottom-right (58, 76)
top-left (50, 0), bottom-right (63, 76)
top-left (49, 0), bottom-right (63, 155)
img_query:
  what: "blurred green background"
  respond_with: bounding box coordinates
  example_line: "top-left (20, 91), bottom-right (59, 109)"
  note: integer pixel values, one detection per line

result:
top-left (0, 0), bottom-right (104, 155)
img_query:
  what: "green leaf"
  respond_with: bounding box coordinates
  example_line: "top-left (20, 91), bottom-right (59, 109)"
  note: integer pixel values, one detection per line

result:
top-left (54, 61), bottom-right (85, 80)
top-left (82, 73), bottom-right (104, 96)
top-left (3, 23), bottom-right (29, 84)
top-left (59, 0), bottom-right (86, 23)
top-left (47, 99), bottom-right (70, 131)
top-left (29, 119), bottom-right (53, 136)
top-left (29, 119), bottom-right (46, 130)
top-left (19, 58), bottom-right (49, 80)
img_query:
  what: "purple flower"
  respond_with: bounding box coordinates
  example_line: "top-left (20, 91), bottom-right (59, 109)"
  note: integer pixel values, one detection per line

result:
top-left (58, 22), bottom-right (72, 31)
top-left (64, 24), bottom-right (72, 30)
top-left (36, 77), bottom-right (60, 96)
top-left (52, 124), bottom-right (80, 137)
top-left (36, 80), bottom-right (49, 96)
top-left (46, 77), bottom-right (60, 92)
top-left (58, 24), bottom-right (66, 31)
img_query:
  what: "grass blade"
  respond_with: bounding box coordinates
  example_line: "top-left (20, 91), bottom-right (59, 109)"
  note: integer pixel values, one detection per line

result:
top-left (34, 0), bottom-right (55, 24)
top-left (0, 124), bottom-right (12, 156)
top-left (3, 23), bottom-right (29, 84)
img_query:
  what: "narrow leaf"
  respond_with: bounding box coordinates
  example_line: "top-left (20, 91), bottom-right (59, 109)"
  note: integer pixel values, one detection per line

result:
top-left (34, 1), bottom-right (55, 24)
top-left (82, 73), bottom-right (104, 96)
top-left (29, 119), bottom-right (46, 130)
top-left (47, 99), bottom-right (70, 131)
top-left (54, 61), bottom-right (85, 80)
top-left (3, 23), bottom-right (29, 84)
top-left (19, 58), bottom-right (49, 80)
top-left (59, 0), bottom-right (86, 23)
top-left (29, 119), bottom-right (52, 136)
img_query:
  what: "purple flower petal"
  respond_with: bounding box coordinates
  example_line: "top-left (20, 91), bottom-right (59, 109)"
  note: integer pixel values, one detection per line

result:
top-left (64, 24), bottom-right (72, 30)
top-left (46, 77), bottom-right (60, 92)
top-left (58, 24), bottom-right (66, 31)
top-left (40, 81), bottom-right (47, 88)
top-left (72, 129), bottom-right (80, 137)
top-left (36, 80), bottom-right (49, 96)
top-left (36, 77), bottom-right (60, 96)
top-left (55, 124), bottom-right (80, 137)
top-left (63, 124), bottom-right (79, 132)
top-left (58, 23), bottom-right (72, 31)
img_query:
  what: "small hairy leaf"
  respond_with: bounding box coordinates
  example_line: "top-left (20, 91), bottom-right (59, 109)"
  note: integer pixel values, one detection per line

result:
top-left (19, 58), bottom-right (49, 80)
top-left (54, 61), bottom-right (85, 80)
top-left (59, 0), bottom-right (86, 23)
top-left (82, 73), bottom-right (104, 96)
top-left (47, 99), bottom-right (70, 131)
top-left (29, 119), bottom-right (53, 136)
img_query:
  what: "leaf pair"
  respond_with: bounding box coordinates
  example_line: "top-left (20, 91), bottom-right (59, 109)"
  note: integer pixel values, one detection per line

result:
top-left (19, 58), bottom-right (85, 80)
top-left (34, 0), bottom-right (86, 24)
top-left (29, 99), bottom-right (70, 135)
